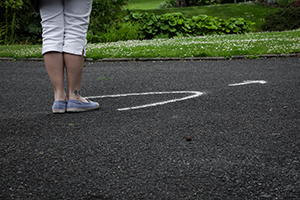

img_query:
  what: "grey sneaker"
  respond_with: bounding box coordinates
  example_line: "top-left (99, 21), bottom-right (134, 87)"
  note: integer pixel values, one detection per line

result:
top-left (66, 98), bottom-right (99, 112)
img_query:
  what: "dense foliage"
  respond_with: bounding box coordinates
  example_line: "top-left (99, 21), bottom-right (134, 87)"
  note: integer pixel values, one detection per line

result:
top-left (261, 7), bottom-right (300, 31)
top-left (0, 0), bottom-right (41, 44)
top-left (3, 0), bottom-right (285, 45)
top-left (255, 0), bottom-right (298, 7)
top-left (125, 12), bottom-right (254, 39)
top-left (0, 0), bottom-right (128, 44)
top-left (189, 0), bottom-right (221, 6)
top-left (157, 0), bottom-right (247, 8)
top-left (291, 0), bottom-right (300, 7)
top-left (88, 0), bottom-right (128, 37)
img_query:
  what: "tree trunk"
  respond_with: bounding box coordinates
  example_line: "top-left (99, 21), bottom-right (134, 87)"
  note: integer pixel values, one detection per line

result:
top-left (176, 0), bottom-right (187, 7)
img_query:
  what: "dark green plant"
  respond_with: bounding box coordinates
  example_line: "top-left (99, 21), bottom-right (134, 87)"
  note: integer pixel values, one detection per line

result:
top-left (87, 33), bottom-right (104, 44)
top-left (261, 7), bottom-right (300, 31)
top-left (292, 0), bottom-right (300, 7)
top-left (158, 0), bottom-right (221, 7)
top-left (89, 0), bottom-right (128, 36)
top-left (125, 12), bottom-right (254, 39)
top-left (20, 11), bottom-right (42, 44)
top-left (189, 0), bottom-right (221, 6)
top-left (100, 21), bottom-right (142, 42)
top-left (125, 12), bottom-right (192, 38)
top-left (190, 15), bottom-right (221, 35)
top-left (2, 0), bottom-right (24, 44)
top-left (0, 23), bottom-right (5, 44)
top-left (0, 0), bottom-right (42, 44)
top-left (157, 0), bottom-right (177, 9)
top-left (255, 0), bottom-right (298, 7)
top-left (277, 0), bottom-right (297, 7)
top-left (0, 0), bottom-right (129, 44)
top-left (190, 15), bottom-right (253, 35)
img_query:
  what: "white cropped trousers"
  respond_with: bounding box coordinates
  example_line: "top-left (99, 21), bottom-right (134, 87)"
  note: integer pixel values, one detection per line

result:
top-left (39, 0), bottom-right (93, 56)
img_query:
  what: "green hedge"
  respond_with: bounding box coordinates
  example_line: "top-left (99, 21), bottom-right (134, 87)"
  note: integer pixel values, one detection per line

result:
top-left (261, 7), bottom-right (300, 31)
top-left (125, 12), bottom-right (255, 39)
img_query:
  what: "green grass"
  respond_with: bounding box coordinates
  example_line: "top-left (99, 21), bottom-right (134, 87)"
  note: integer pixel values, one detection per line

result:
top-left (125, 0), bottom-right (165, 10)
top-left (1, 30), bottom-right (299, 60)
top-left (0, 45), bottom-right (42, 59)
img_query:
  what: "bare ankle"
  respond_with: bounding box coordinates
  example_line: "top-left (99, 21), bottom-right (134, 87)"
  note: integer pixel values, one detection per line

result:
top-left (54, 93), bottom-right (67, 102)
top-left (69, 90), bottom-right (88, 103)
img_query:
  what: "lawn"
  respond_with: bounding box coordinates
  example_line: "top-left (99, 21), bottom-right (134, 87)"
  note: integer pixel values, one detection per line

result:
top-left (1, 30), bottom-right (299, 60)
top-left (86, 30), bottom-right (300, 59)
top-left (1, 1), bottom-right (294, 60)
top-left (125, 0), bottom-right (165, 10)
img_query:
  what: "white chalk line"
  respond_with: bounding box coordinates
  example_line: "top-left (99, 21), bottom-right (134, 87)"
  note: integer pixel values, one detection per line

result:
top-left (86, 91), bottom-right (204, 111)
top-left (229, 80), bottom-right (267, 87)
top-left (85, 80), bottom-right (266, 111)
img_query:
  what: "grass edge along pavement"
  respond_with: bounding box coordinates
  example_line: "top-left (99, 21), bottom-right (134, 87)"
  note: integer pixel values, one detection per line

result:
top-left (0, 29), bottom-right (300, 61)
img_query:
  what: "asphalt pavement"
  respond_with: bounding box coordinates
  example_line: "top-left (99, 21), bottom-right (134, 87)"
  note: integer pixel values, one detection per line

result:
top-left (1, 58), bottom-right (300, 199)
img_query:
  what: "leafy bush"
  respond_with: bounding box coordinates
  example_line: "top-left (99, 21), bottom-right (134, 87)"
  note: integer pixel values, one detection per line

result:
top-left (157, 0), bottom-right (222, 7)
top-left (0, 23), bottom-right (5, 44)
top-left (255, 0), bottom-right (298, 7)
top-left (261, 7), bottom-right (300, 31)
top-left (190, 15), bottom-right (253, 35)
top-left (89, 0), bottom-right (128, 36)
top-left (100, 21), bottom-right (142, 42)
top-left (189, 0), bottom-right (221, 6)
top-left (0, 0), bottom-right (41, 44)
top-left (277, 0), bottom-right (298, 7)
top-left (0, 0), bottom-right (129, 44)
top-left (255, 0), bottom-right (275, 6)
top-left (125, 12), bottom-right (254, 39)
top-left (157, 0), bottom-right (177, 9)
top-left (291, 0), bottom-right (300, 7)
top-left (125, 12), bottom-right (188, 39)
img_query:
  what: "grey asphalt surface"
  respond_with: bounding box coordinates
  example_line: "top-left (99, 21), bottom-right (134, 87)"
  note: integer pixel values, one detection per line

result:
top-left (1, 58), bottom-right (300, 199)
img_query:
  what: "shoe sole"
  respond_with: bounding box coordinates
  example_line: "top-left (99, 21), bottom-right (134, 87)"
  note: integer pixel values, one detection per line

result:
top-left (52, 109), bottom-right (66, 114)
top-left (66, 105), bottom-right (99, 113)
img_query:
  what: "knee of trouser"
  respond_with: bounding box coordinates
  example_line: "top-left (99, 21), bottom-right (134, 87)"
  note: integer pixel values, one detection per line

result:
top-left (63, 42), bottom-right (87, 57)
top-left (40, 1), bottom-right (65, 55)
top-left (42, 29), bottom-right (64, 55)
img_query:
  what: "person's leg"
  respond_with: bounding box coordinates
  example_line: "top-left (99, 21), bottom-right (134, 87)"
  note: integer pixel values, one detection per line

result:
top-left (64, 51), bottom-right (99, 112)
top-left (40, 0), bottom-right (67, 102)
top-left (63, 0), bottom-right (99, 112)
top-left (64, 52), bottom-right (87, 102)
top-left (63, 0), bottom-right (93, 102)
top-left (44, 52), bottom-right (67, 101)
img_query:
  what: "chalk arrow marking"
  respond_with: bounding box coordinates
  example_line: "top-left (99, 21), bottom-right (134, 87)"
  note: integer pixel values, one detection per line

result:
top-left (229, 80), bottom-right (267, 87)
top-left (86, 91), bottom-right (204, 111)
